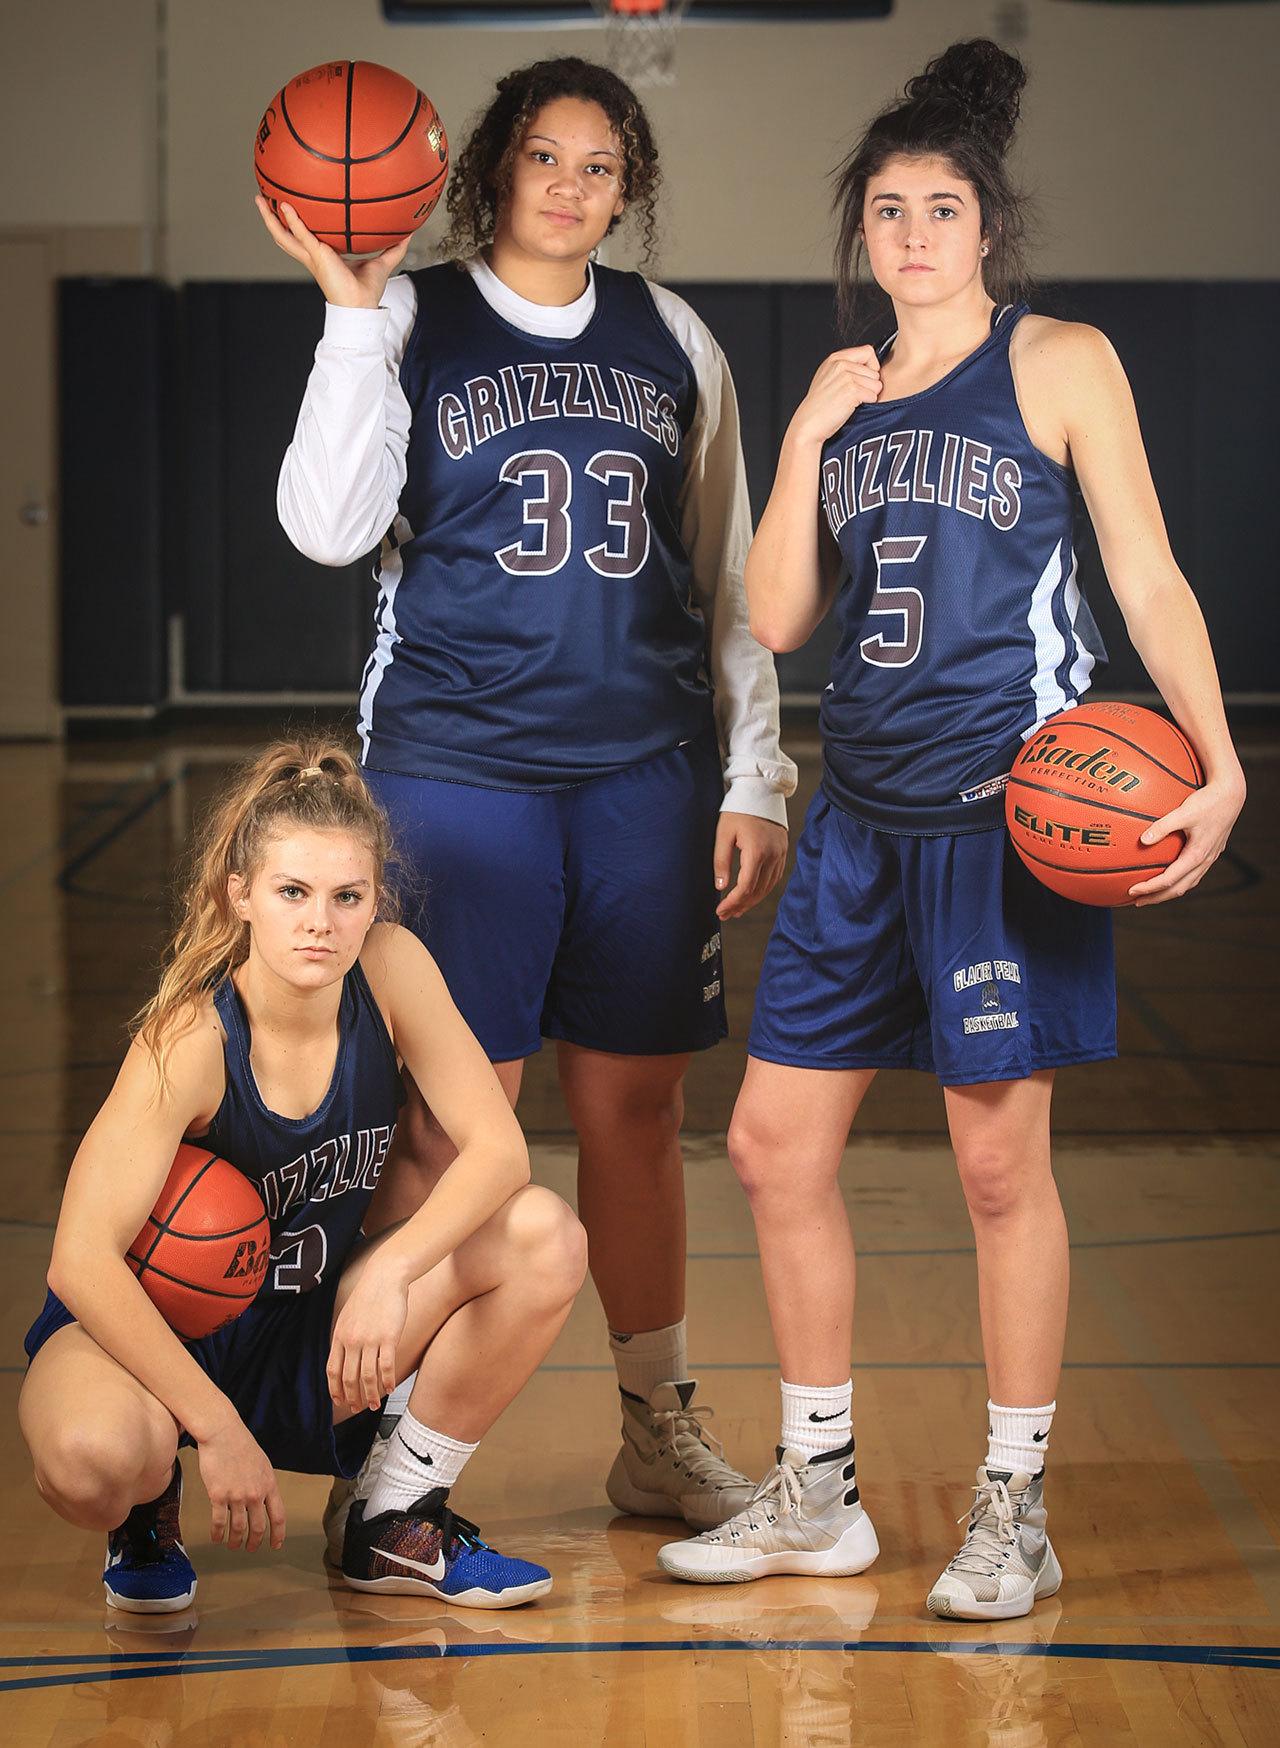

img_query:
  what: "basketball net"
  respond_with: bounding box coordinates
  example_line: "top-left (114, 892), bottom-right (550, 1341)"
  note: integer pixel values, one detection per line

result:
top-left (589, 0), bottom-right (691, 89)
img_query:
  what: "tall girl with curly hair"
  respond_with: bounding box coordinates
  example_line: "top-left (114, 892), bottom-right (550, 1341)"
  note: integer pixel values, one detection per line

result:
top-left (20, 740), bottom-right (585, 1610)
top-left (258, 57), bottom-right (795, 1534)
top-left (658, 39), bottom-right (1244, 1614)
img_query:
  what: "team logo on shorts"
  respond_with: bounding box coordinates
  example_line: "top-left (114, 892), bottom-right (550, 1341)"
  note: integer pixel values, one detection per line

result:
top-left (957, 958), bottom-right (1021, 1035)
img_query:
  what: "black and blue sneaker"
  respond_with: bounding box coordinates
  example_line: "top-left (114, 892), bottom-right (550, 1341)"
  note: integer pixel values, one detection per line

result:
top-left (341, 1487), bottom-right (552, 1609)
top-left (103, 1460), bottom-right (197, 1613)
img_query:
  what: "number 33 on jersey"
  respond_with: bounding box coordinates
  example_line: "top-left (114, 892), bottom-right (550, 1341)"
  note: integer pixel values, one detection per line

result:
top-left (360, 263), bottom-right (714, 791)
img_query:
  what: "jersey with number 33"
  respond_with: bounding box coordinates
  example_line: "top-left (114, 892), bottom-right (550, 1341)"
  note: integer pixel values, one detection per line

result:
top-left (361, 263), bottom-right (714, 789)
top-left (819, 303), bottom-right (1106, 835)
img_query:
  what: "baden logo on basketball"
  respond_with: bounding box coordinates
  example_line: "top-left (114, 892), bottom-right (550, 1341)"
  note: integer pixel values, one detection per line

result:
top-left (222, 1237), bottom-right (270, 1283)
top-left (1019, 732), bottom-right (1141, 794)
top-left (1006, 702), bottom-right (1203, 907)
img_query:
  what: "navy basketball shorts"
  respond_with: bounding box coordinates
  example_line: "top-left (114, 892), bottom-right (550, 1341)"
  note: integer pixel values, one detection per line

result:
top-left (748, 791), bottom-right (1116, 1086)
top-left (365, 733), bottom-right (728, 1061)
top-left (24, 1279), bottom-right (381, 1479)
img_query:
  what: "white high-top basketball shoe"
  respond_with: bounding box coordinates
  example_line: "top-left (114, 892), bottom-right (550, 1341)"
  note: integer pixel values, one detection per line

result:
top-left (605, 1380), bottom-right (756, 1531)
top-left (926, 1466), bottom-right (1062, 1620)
top-left (656, 1440), bottom-right (879, 1583)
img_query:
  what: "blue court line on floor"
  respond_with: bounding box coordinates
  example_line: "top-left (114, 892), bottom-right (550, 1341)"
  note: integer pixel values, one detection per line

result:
top-left (0, 1356), bottom-right (1274, 1378)
top-left (4, 1220), bottom-right (1278, 1255)
top-left (1, 1637), bottom-right (1277, 1692)
top-left (534, 1361), bottom-right (1280, 1373)
top-left (687, 1227), bottom-right (1280, 1260)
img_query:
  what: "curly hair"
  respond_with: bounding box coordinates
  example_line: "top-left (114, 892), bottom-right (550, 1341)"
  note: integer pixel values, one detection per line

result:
top-left (439, 56), bottom-right (662, 267)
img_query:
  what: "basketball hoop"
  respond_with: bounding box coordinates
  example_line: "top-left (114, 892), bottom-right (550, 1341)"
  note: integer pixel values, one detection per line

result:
top-left (590, 0), bottom-right (691, 89)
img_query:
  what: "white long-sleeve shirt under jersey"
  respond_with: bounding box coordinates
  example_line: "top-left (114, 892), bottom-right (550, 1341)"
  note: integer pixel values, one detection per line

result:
top-left (277, 256), bottom-right (797, 825)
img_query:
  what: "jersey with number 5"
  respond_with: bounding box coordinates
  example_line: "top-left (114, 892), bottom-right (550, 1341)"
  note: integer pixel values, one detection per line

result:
top-left (818, 302), bottom-right (1106, 834)
top-left (360, 263), bottom-right (713, 789)
top-left (197, 961), bottom-right (402, 1306)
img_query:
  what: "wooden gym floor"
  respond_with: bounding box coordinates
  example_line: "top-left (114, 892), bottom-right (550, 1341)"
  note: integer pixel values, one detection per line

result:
top-left (1, 714), bottom-right (1277, 1745)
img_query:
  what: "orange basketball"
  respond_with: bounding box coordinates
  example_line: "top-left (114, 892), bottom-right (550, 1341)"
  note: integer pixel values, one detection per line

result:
top-left (253, 61), bottom-right (448, 254)
top-left (127, 1144), bottom-right (271, 1339)
top-left (1005, 701), bottom-right (1203, 907)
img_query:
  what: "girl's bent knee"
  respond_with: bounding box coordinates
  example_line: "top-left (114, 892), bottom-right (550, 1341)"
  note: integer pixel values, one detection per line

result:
top-left (508, 1186), bottom-right (589, 1296)
top-left (35, 1430), bottom-right (157, 1531)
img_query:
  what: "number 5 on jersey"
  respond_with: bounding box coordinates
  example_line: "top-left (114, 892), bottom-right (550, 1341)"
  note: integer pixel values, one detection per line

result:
top-left (496, 448), bottom-right (651, 579)
top-left (860, 535), bottom-right (927, 668)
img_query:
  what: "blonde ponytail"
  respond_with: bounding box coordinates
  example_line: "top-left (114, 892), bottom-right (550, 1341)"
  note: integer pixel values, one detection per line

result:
top-left (131, 737), bottom-right (396, 1086)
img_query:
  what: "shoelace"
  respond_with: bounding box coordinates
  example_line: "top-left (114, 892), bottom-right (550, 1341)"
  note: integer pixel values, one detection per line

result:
top-left (403, 1491), bottom-right (488, 1556)
top-left (653, 1403), bottom-right (731, 1471)
top-left (947, 1476), bottom-right (1021, 1576)
top-left (713, 1460), bottom-right (804, 1537)
top-left (438, 1503), bottom-right (487, 1557)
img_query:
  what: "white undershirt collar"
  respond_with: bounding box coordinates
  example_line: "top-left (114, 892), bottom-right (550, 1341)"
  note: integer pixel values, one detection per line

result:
top-left (465, 251), bottom-right (596, 340)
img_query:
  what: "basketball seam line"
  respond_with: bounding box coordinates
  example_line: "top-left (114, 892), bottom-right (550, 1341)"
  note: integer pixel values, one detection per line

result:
top-left (1052, 718), bottom-right (1201, 788)
top-left (344, 61), bottom-right (354, 254)
top-left (274, 72), bottom-right (424, 166)
top-left (129, 1256), bottom-right (261, 1302)
top-left (138, 1152), bottom-right (220, 1268)
top-left (1008, 775), bottom-right (1163, 825)
top-left (253, 164), bottom-right (446, 207)
top-left (1014, 845), bottom-right (1165, 877)
top-left (136, 1215), bottom-right (267, 1244)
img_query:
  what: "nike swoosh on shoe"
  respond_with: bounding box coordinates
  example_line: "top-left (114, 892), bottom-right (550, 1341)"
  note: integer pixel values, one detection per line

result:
top-left (374, 1546), bottom-right (447, 1581)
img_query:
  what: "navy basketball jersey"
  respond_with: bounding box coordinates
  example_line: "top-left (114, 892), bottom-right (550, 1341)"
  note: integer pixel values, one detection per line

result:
top-left (819, 303), bottom-right (1106, 834)
top-left (197, 961), bottom-right (402, 1305)
top-left (357, 263), bottom-right (715, 788)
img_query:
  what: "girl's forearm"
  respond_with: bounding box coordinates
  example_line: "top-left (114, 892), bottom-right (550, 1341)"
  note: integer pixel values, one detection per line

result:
top-left (744, 427), bottom-right (832, 652)
top-left (49, 1244), bottom-right (240, 1443)
top-left (1120, 575), bottom-right (1245, 788)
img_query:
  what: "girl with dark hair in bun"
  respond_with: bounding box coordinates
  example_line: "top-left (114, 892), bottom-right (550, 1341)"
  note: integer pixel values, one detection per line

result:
top-left (260, 57), bottom-right (794, 1543)
top-left (658, 40), bottom-right (1244, 1615)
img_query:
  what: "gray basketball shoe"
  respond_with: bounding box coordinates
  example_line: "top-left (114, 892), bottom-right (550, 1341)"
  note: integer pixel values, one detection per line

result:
top-left (656, 1440), bottom-right (879, 1583)
top-left (605, 1381), bottom-right (756, 1531)
top-left (323, 1414), bottom-right (398, 1570)
top-left (927, 1466), bottom-right (1063, 1620)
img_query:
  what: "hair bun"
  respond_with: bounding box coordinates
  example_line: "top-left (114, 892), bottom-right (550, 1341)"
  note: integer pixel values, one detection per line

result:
top-left (905, 38), bottom-right (1026, 156)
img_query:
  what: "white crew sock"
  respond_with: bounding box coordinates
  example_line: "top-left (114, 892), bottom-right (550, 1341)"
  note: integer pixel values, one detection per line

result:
top-left (781, 1378), bottom-right (853, 1459)
top-left (364, 1408), bottom-right (478, 1517)
top-left (609, 1318), bottom-right (688, 1402)
top-left (985, 1399), bottom-right (1055, 1477)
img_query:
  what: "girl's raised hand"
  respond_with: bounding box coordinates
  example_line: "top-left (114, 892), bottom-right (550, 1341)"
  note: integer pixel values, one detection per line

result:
top-left (254, 195), bottom-right (410, 310)
top-left (791, 346), bottom-right (883, 445)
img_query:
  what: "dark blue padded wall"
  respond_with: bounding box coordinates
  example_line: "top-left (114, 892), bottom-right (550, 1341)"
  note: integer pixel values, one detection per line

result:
top-left (57, 277), bottom-right (1279, 708)
top-left (59, 280), bottom-right (172, 707)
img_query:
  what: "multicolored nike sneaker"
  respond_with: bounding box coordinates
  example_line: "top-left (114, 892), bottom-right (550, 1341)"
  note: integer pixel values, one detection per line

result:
top-left (341, 1487), bottom-right (552, 1609)
top-left (103, 1460), bottom-right (197, 1613)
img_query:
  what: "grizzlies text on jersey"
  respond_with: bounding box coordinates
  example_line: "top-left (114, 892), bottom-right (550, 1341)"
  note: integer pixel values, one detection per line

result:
top-left (819, 303), bottom-right (1106, 834)
top-left (358, 263), bottom-right (715, 789)
top-left (198, 960), bottom-right (402, 1305)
